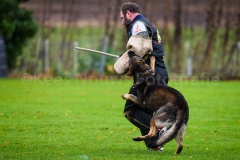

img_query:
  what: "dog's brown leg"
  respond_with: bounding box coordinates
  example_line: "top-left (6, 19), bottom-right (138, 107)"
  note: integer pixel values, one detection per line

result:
top-left (148, 118), bottom-right (157, 137)
top-left (149, 56), bottom-right (155, 73)
top-left (133, 118), bottom-right (157, 141)
top-left (174, 124), bottom-right (187, 154)
top-left (122, 94), bottom-right (142, 107)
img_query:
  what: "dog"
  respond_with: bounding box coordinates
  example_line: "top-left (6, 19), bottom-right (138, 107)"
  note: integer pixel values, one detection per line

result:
top-left (122, 51), bottom-right (189, 154)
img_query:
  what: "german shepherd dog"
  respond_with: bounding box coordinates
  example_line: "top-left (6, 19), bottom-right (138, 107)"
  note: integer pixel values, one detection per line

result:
top-left (122, 51), bottom-right (189, 154)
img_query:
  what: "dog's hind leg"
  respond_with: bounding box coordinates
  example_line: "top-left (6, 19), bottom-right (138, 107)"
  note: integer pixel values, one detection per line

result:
top-left (133, 118), bottom-right (157, 141)
top-left (174, 124), bottom-right (187, 154)
top-left (122, 94), bottom-right (143, 107)
top-left (133, 103), bottom-right (176, 141)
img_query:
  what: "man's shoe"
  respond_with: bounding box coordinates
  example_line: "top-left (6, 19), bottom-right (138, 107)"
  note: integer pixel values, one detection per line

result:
top-left (147, 127), bottom-right (167, 152)
top-left (159, 146), bottom-right (164, 151)
top-left (148, 146), bottom-right (164, 152)
top-left (157, 127), bottom-right (167, 138)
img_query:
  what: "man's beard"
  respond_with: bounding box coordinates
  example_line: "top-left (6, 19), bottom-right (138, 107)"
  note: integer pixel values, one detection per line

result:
top-left (124, 16), bottom-right (132, 34)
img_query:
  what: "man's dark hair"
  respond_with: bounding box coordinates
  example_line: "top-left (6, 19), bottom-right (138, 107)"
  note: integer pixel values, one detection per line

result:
top-left (121, 2), bottom-right (141, 15)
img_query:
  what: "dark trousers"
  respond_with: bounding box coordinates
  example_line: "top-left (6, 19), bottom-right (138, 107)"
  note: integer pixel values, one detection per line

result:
top-left (124, 86), bottom-right (158, 148)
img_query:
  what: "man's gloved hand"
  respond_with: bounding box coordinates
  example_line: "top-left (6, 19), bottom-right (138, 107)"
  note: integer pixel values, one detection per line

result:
top-left (128, 50), bottom-right (137, 58)
top-left (128, 50), bottom-right (135, 55)
top-left (119, 50), bottom-right (135, 58)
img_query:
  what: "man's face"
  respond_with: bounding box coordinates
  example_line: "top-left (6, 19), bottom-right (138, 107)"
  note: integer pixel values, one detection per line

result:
top-left (120, 11), bottom-right (132, 30)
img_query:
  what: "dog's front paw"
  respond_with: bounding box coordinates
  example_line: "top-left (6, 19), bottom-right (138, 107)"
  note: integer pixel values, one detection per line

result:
top-left (150, 56), bottom-right (155, 61)
top-left (121, 94), bottom-right (130, 100)
top-left (132, 137), bottom-right (144, 141)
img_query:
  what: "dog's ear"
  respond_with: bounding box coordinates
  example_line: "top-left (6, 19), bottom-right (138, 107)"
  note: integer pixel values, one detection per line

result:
top-left (128, 51), bottom-right (136, 58)
top-left (136, 59), bottom-right (145, 70)
top-left (126, 67), bottom-right (133, 76)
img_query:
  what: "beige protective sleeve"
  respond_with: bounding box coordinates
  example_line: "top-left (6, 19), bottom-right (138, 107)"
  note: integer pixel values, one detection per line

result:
top-left (127, 36), bottom-right (153, 57)
top-left (113, 51), bottom-right (129, 75)
top-left (113, 36), bottom-right (152, 75)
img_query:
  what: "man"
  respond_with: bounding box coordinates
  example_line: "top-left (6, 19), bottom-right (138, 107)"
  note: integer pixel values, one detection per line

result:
top-left (114, 2), bottom-right (169, 151)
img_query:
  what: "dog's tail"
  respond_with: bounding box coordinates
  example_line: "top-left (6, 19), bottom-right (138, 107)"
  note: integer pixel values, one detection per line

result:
top-left (155, 109), bottom-right (188, 153)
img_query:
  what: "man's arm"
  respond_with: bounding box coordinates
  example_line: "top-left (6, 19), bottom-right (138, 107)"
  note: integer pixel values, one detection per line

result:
top-left (127, 21), bottom-right (153, 58)
top-left (131, 21), bottom-right (149, 37)
top-left (114, 21), bottom-right (153, 75)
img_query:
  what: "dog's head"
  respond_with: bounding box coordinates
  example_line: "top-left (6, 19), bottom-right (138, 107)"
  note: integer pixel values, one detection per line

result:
top-left (126, 51), bottom-right (154, 77)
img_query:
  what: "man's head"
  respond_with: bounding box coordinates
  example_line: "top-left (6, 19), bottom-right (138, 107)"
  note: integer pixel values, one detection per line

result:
top-left (120, 2), bottom-right (141, 31)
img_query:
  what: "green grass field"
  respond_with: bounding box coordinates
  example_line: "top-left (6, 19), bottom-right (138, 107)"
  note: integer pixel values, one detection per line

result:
top-left (0, 78), bottom-right (240, 160)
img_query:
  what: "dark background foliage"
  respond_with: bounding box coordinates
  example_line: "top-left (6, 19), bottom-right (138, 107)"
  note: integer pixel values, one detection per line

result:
top-left (0, 0), bottom-right (38, 70)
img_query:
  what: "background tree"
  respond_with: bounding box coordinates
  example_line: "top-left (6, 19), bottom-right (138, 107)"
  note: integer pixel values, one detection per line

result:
top-left (172, 0), bottom-right (183, 74)
top-left (0, 0), bottom-right (38, 70)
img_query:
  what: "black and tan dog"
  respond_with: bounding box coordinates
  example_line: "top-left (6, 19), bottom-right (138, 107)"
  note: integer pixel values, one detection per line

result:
top-left (122, 52), bottom-right (189, 154)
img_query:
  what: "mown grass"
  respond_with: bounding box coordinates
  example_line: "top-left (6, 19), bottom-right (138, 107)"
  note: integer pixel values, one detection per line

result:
top-left (0, 78), bottom-right (240, 160)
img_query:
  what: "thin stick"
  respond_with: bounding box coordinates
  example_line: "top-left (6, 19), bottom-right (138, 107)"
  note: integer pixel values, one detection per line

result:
top-left (75, 47), bottom-right (119, 58)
